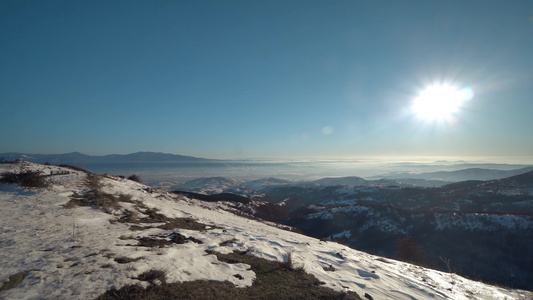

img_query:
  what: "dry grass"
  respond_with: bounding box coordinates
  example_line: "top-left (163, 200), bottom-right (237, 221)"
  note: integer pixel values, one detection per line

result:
top-left (280, 251), bottom-right (304, 273)
top-left (64, 174), bottom-right (133, 213)
top-left (323, 264), bottom-right (336, 272)
top-left (135, 232), bottom-right (203, 248)
top-left (122, 203), bottom-right (218, 231)
top-left (114, 256), bottom-right (144, 264)
top-left (86, 173), bottom-right (103, 189)
top-left (64, 190), bottom-right (126, 213)
top-left (219, 238), bottom-right (239, 247)
top-left (135, 270), bottom-right (166, 285)
top-left (97, 250), bottom-right (362, 300)
top-left (0, 271), bottom-right (29, 291)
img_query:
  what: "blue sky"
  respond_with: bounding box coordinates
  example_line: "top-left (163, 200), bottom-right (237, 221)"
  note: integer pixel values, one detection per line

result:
top-left (1, 0), bottom-right (532, 160)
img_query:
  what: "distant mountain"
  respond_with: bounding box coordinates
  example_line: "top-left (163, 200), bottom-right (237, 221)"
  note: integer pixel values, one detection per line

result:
top-left (310, 176), bottom-right (367, 186)
top-left (97, 152), bottom-right (212, 162)
top-left (0, 151), bottom-right (211, 164)
top-left (171, 175), bottom-right (454, 196)
top-left (242, 178), bottom-right (294, 190)
top-left (474, 170), bottom-right (533, 189)
top-left (380, 167), bottom-right (533, 182)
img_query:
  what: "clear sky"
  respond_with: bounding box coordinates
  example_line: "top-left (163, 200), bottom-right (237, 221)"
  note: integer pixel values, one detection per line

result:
top-left (1, 0), bottom-right (532, 160)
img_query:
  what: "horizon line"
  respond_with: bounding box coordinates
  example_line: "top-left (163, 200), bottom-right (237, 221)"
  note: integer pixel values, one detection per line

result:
top-left (2, 151), bottom-right (533, 164)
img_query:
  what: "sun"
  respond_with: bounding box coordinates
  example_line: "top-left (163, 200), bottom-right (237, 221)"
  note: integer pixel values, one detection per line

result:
top-left (412, 84), bottom-right (473, 121)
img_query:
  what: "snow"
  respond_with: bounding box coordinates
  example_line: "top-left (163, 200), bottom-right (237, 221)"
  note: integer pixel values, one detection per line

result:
top-left (308, 205), bottom-right (372, 220)
top-left (1, 162), bottom-right (532, 300)
top-left (324, 199), bottom-right (359, 206)
top-left (307, 204), bottom-right (324, 210)
top-left (496, 189), bottom-right (523, 196)
top-left (329, 230), bottom-right (352, 240)
top-left (335, 186), bottom-right (355, 195)
top-left (434, 212), bottom-right (533, 231)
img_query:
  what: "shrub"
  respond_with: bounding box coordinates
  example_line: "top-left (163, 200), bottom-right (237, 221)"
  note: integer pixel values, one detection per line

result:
top-left (127, 174), bottom-right (142, 183)
top-left (394, 236), bottom-right (428, 267)
top-left (136, 269), bottom-right (166, 284)
top-left (0, 171), bottom-right (18, 183)
top-left (0, 170), bottom-right (49, 188)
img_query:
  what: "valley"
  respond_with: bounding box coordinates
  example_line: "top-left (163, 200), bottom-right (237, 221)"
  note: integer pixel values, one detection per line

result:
top-left (171, 171), bottom-right (533, 291)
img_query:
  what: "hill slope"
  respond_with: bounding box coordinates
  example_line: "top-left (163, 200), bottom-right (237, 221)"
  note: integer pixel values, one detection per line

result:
top-left (1, 162), bottom-right (531, 299)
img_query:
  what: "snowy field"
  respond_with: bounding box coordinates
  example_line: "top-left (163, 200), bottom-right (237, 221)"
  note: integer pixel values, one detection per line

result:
top-left (1, 162), bottom-right (531, 299)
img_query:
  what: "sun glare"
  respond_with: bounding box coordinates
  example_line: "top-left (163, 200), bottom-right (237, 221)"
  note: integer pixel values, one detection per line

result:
top-left (412, 84), bottom-right (473, 121)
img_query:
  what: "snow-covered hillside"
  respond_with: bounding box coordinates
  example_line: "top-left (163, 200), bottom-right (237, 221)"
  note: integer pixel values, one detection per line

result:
top-left (1, 162), bottom-right (531, 299)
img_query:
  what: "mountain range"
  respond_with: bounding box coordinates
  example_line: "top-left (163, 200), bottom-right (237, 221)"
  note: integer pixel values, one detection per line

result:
top-left (379, 167), bottom-right (533, 182)
top-left (0, 151), bottom-right (211, 164)
top-left (3, 152), bottom-right (532, 185)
